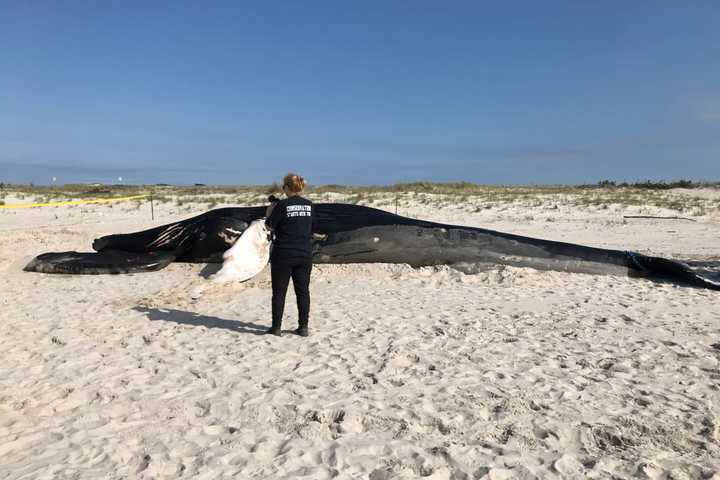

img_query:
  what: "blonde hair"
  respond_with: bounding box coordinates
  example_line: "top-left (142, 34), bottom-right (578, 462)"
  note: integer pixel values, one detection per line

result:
top-left (283, 173), bottom-right (306, 193)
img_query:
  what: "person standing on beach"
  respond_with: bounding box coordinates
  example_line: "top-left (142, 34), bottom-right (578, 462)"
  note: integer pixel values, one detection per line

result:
top-left (264, 173), bottom-right (314, 337)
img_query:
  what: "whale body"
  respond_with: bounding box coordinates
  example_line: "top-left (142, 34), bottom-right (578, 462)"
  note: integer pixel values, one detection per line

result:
top-left (23, 203), bottom-right (720, 290)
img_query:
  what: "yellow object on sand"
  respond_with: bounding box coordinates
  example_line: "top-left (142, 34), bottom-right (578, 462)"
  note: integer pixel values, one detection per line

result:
top-left (0, 194), bottom-right (149, 209)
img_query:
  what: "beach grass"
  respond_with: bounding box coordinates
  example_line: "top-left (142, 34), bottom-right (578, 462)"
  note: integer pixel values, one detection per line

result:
top-left (2, 180), bottom-right (719, 215)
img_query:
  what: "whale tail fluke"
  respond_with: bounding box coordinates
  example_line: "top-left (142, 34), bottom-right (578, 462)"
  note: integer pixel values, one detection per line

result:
top-left (626, 252), bottom-right (720, 291)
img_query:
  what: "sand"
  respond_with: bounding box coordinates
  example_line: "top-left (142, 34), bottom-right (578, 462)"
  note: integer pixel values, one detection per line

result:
top-left (1, 191), bottom-right (719, 479)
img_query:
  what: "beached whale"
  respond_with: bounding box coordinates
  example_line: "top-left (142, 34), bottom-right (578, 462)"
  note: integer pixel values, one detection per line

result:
top-left (23, 203), bottom-right (720, 290)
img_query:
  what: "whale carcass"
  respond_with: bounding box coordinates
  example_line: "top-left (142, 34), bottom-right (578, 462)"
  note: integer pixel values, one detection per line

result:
top-left (23, 203), bottom-right (720, 290)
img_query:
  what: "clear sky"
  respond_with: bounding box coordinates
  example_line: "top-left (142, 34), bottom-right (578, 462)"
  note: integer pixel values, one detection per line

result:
top-left (1, 1), bottom-right (719, 185)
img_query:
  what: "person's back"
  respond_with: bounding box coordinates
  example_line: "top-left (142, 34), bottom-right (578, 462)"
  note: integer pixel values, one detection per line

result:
top-left (268, 196), bottom-right (313, 260)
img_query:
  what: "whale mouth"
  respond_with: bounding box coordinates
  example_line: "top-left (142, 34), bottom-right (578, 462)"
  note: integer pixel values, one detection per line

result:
top-left (24, 250), bottom-right (177, 275)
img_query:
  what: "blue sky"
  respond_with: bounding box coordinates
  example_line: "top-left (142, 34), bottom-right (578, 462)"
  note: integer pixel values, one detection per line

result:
top-left (1, 1), bottom-right (719, 185)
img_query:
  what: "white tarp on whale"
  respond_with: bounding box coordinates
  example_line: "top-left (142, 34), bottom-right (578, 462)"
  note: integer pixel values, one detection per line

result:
top-left (212, 219), bottom-right (271, 283)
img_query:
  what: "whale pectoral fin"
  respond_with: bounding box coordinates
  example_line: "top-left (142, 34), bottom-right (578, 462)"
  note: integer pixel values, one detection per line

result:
top-left (23, 250), bottom-right (177, 275)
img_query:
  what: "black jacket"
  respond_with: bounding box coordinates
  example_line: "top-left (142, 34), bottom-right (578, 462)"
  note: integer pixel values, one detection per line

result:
top-left (265, 196), bottom-right (314, 259)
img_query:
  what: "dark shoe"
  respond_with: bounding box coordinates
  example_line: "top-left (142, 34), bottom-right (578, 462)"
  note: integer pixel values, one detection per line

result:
top-left (294, 327), bottom-right (309, 337)
top-left (264, 327), bottom-right (282, 337)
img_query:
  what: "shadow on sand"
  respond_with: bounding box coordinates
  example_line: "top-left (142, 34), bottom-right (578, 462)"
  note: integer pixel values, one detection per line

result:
top-left (132, 306), bottom-right (266, 335)
top-left (198, 263), bottom-right (222, 279)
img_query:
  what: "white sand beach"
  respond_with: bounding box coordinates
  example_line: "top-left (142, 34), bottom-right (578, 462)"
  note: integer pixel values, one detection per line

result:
top-left (1, 190), bottom-right (719, 479)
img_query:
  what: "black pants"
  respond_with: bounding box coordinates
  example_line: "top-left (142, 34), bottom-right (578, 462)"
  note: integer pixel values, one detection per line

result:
top-left (271, 256), bottom-right (312, 329)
